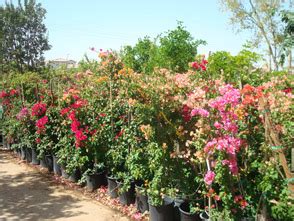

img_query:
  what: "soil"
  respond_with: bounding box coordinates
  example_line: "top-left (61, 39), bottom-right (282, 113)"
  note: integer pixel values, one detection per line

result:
top-left (0, 150), bottom-right (130, 221)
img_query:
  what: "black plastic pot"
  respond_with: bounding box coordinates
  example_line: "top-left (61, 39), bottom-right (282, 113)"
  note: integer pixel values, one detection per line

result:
top-left (25, 148), bottom-right (32, 163)
top-left (52, 155), bottom-right (62, 176)
top-left (45, 154), bottom-right (53, 172)
top-left (86, 171), bottom-right (107, 191)
top-left (61, 165), bottom-right (69, 179)
top-left (107, 176), bottom-right (118, 198)
top-left (17, 148), bottom-right (22, 159)
top-left (135, 185), bottom-right (149, 213)
top-left (166, 195), bottom-right (185, 221)
top-left (31, 148), bottom-right (40, 165)
top-left (69, 168), bottom-right (81, 183)
top-left (117, 181), bottom-right (136, 206)
top-left (40, 155), bottom-right (47, 168)
top-left (149, 198), bottom-right (175, 221)
top-left (20, 146), bottom-right (26, 160)
top-left (179, 202), bottom-right (209, 221)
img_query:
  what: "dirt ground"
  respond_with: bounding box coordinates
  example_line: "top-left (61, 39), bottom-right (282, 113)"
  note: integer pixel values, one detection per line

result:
top-left (0, 150), bottom-right (130, 221)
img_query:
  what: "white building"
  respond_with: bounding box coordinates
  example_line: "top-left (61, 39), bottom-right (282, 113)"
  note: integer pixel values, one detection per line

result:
top-left (46, 58), bottom-right (77, 69)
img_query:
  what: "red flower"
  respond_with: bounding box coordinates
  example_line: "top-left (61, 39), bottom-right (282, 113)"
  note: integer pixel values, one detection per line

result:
top-left (181, 105), bottom-right (192, 122)
top-left (60, 107), bottom-right (70, 116)
top-left (99, 113), bottom-right (106, 117)
top-left (75, 130), bottom-right (87, 141)
top-left (282, 88), bottom-right (292, 94)
top-left (191, 62), bottom-right (200, 69)
top-left (114, 129), bottom-right (124, 140)
top-left (0, 90), bottom-right (9, 98)
top-left (10, 89), bottom-right (18, 96)
top-left (68, 111), bottom-right (76, 121)
top-left (71, 99), bottom-right (87, 109)
top-left (36, 138), bottom-right (41, 144)
top-left (31, 103), bottom-right (47, 117)
top-left (71, 120), bottom-right (80, 133)
top-left (36, 116), bottom-right (48, 130)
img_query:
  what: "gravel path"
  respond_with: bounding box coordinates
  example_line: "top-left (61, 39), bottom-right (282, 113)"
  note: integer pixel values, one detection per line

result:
top-left (0, 150), bottom-right (130, 221)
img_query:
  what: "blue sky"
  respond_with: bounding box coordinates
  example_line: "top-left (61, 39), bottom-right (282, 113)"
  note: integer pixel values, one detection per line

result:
top-left (1, 0), bottom-right (252, 61)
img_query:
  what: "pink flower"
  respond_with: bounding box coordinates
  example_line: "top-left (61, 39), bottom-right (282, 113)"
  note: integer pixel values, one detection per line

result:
top-left (214, 121), bottom-right (222, 129)
top-left (17, 107), bottom-right (30, 120)
top-left (191, 108), bottom-right (209, 118)
top-left (204, 170), bottom-right (215, 185)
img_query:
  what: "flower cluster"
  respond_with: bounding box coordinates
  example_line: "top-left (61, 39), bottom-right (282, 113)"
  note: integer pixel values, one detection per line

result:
top-left (16, 107), bottom-right (30, 121)
top-left (190, 58), bottom-right (208, 71)
top-left (36, 116), bottom-right (48, 134)
top-left (31, 103), bottom-right (47, 117)
top-left (204, 85), bottom-right (243, 182)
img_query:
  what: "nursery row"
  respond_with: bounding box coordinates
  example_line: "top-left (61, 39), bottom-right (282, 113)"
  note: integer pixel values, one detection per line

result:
top-left (0, 51), bottom-right (293, 220)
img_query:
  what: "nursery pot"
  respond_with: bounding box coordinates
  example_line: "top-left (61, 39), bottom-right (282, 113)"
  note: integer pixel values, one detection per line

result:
top-left (40, 155), bottom-right (47, 168)
top-left (20, 146), bottom-right (26, 160)
top-left (25, 148), bottom-right (32, 163)
top-left (117, 181), bottom-right (136, 206)
top-left (179, 202), bottom-right (209, 221)
top-left (86, 171), bottom-right (107, 191)
top-left (52, 155), bottom-right (62, 176)
top-left (149, 197), bottom-right (175, 221)
top-left (135, 185), bottom-right (149, 213)
top-left (45, 154), bottom-right (53, 172)
top-left (107, 176), bottom-right (118, 198)
top-left (31, 148), bottom-right (40, 165)
top-left (61, 165), bottom-right (69, 179)
top-left (17, 148), bottom-right (22, 159)
top-left (69, 168), bottom-right (81, 183)
top-left (164, 195), bottom-right (186, 221)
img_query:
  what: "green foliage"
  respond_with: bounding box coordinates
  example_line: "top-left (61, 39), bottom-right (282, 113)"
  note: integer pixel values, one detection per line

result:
top-left (121, 21), bottom-right (205, 73)
top-left (159, 21), bottom-right (206, 73)
top-left (1, 0), bottom-right (51, 73)
top-left (121, 36), bottom-right (156, 73)
top-left (207, 49), bottom-right (262, 86)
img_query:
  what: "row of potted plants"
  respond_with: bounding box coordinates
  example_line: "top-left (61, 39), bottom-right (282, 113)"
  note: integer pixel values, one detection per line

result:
top-left (1, 52), bottom-right (293, 220)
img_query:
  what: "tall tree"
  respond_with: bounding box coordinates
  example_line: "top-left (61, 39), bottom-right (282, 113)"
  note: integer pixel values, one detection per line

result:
top-left (159, 21), bottom-right (206, 73)
top-left (220, 0), bottom-right (293, 71)
top-left (1, 0), bottom-right (51, 73)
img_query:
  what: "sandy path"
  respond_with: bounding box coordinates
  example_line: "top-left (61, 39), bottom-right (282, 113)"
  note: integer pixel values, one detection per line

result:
top-left (0, 150), bottom-right (130, 221)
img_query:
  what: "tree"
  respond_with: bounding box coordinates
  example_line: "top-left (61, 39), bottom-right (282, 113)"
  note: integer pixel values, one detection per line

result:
top-left (208, 49), bottom-right (261, 86)
top-left (121, 36), bottom-right (157, 73)
top-left (220, 0), bottom-right (293, 71)
top-left (121, 22), bottom-right (206, 73)
top-left (159, 21), bottom-right (206, 73)
top-left (1, 0), bottom-right (51, 73)
top-left (281, 10), bottom-right (294, 69)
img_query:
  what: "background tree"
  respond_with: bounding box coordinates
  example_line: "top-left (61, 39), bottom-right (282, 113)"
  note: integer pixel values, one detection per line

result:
top-left (1, 0), bottom-right (51, 74)
top-left (121, 36), bottom-right (157, 73)
top-left (281, 10), bottom-right (294, 70)
top-left (220, 0), bottom-right (293, 71)
top-left (207, 49), bottom-right (261, 86)
top-left (159, 21), bottom-right (206, 73)
top-left (121, 22), bottom-right (206, 73)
